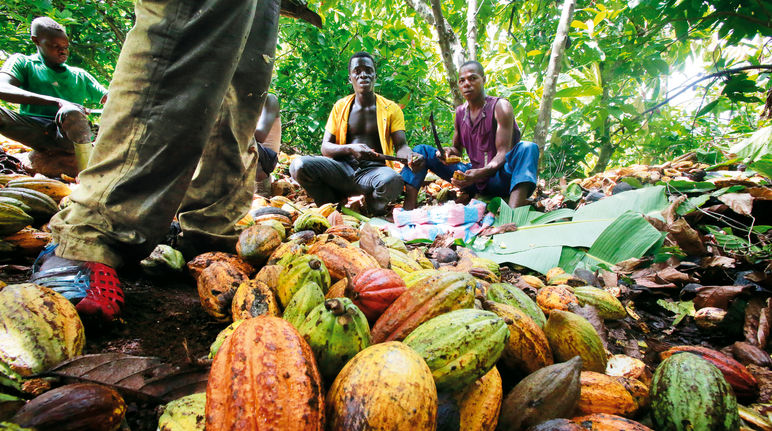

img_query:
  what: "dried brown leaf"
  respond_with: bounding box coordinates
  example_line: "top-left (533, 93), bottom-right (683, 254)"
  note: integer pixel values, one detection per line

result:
top-left (613, 258), bottom-right (646, 273)
top-left (667, 218), bottom-right (707, 256)
top-left (359, 223), bottom-right (391, 268)
top-left (633, 278), bottom-right (677, 289)
top-left (599, 270), bottom-right (618, 288)
top-left (42, 353), bottom-right (209, 403)
top-left (656, 267), bottom-right (698, 284)
top-left (718, 192), bottom-right (754, 216)
top-left (693, 285), bottom-right (751, 310)
top-left (478, 223), bottom-right (518, 236)
top-left (748, 187), bottom-right (772, 200)
top-left (701, 256), bottom-right (737, 268)
top-left (745, 297), bottom-right (772, 349)
top-left (662, 195), bottom-right (687, 225)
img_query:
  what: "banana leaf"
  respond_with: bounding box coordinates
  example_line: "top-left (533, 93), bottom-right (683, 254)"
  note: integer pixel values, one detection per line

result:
top-left (480, 211), bottom-right (664, 274)
top-left (562, 211), bottom-right (665, 272)
top-left (573, 185), bottom-right (669, 221)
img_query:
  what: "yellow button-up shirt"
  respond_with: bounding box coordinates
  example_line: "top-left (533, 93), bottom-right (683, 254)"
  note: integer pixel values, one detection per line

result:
top-left (325, 93), bottom-right (406, 169)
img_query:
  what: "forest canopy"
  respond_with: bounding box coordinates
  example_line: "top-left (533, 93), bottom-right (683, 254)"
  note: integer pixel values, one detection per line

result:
top-left (0, 0), bottom-right (770, 179)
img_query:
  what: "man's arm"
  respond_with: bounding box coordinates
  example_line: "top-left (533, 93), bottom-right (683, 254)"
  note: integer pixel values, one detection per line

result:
top-left (452, 99), bottom-right (515, 186)
top-left (0, 73), bottom-right (68, 108)
top-left (320, 131), bottom-right (375, 159)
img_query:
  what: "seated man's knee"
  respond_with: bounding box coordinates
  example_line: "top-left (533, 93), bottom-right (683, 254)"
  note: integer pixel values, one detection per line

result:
top-left (58, 107), bottom-right (91, 143)
top-left (518, 141), bottom-right (539, 156)
top-left (289, 155), bottom-right (315, 182)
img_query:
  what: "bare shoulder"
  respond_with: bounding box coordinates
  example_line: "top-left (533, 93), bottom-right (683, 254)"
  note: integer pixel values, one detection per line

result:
top-left (494, 98), bottom-right (514, 122)
top-left (494, 98), bottom-right (514, 116)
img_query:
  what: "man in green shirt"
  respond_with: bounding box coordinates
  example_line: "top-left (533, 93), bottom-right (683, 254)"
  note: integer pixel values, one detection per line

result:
top-left (0, 17), bottom-right (107, 177)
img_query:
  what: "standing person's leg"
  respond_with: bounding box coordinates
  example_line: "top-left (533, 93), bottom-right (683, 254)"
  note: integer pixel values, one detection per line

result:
top-left (39, 0), bottom-right (273, 320)
top-left (355, 165), bottom-right (404, 215)
top-left (289, 156), bottom-right (360, 205)
top-left (176, 1), bottom-right (280, 258)
top-left (482, 141), bottom-right (539, 207)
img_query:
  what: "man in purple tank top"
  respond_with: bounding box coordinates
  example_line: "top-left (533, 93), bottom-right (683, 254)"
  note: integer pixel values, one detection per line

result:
top-left (401, 61), bottom-right (539, 210)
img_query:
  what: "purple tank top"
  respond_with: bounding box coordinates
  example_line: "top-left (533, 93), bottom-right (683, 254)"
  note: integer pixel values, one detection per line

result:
top-left (455, 96), bottom-right (521, 190)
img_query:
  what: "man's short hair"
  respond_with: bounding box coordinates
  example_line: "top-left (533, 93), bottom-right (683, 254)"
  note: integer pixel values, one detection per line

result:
top-left (460, 60), bottom-right (484, 76)
top-left (31, 17), bottom-right (66, 38)
top-left (348, 51), bottom-right (375, 71)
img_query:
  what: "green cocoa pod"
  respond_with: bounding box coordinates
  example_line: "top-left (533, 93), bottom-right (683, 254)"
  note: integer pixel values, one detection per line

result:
top-left (158, 392), bottom-right (206, 431)
top-left (404, 308), bottom-right (509, 392)
top-left (209, 320), bottom-right (246, 359)
top-left (650, 352), bottom-right (740, 431)
top-left (571, 285), bottom-right (626, 320)
top-left (487, 282), bottom-right (546, 327)
top-left (282, 281), bottom-right (325, 329)
top-left (276, 254), bottom-right (331, 308)
top-left (298, 298), bottom-right (371, 382)
top-left (293, 211), bottom-right (330, 234)
top-left (543, 310), bottom-right (607, 372)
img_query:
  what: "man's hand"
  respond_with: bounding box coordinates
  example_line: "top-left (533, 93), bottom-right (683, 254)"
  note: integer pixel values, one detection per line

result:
top-left (451, 167), bottom-right (485, 188)
top-left (438, 147), bottom-right (462, 164)
top-left (408, 152), bottom-right (426, 171)
top-left (348, 143), bottom-right (377, 160)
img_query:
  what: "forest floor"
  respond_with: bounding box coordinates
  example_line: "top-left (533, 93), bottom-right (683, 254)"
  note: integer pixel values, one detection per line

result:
top-left (2, 139), bottom-right (772, 430)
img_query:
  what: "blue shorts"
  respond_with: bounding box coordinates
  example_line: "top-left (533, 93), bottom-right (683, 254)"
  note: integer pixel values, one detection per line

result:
top-left (401, 141), bottom-right (539, 197)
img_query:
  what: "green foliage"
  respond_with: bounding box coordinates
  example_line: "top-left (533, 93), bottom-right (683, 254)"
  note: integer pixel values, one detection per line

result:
top-left (0, 0), bottom-right (133, 85)
top-left (0, 0), bottom-right (768, 174)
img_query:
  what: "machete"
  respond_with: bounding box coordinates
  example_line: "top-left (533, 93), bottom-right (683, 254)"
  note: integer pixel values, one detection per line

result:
top-left (429, 112), bottom-right (445, 160)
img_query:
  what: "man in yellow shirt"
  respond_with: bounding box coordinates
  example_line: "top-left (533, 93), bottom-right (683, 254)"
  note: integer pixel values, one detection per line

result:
top-left (290, 52), bottom-right (424, 215)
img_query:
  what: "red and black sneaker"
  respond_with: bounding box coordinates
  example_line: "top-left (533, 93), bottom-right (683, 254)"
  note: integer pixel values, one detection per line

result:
top-left (31, 244), bottom-right (124, 322)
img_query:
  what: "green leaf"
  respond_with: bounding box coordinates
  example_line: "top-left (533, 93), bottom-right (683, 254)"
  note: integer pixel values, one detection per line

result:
top-left (661, 180), bottom-right (716, 193)
top-left (694, 99), bottom-right (720, 117)
top-left (564, 183), bottom-right (583, 202)
top-left (478, 246), bottom-right (564, 275)
top-left (573, 186), bottom-right (669, 221)
top-left (493, 200), bottom-right (543, 227)
top-left (711, 185), bottom-right (746, 197)
top-left (676, 195), bottom-right (710, 216)
top-left (486, 219), bottom-right (614, 255)
top-left (729, 126), bottom-right (772, 162)
top-left (530, 208), bottom-right (576, 225)
top-left (555, 85), bottom-right (603, 98)
top-left (585, 211), bottom-right (663, 264)
top-left (753, 225), bottom-right (772, 234)
top-left (656, 299), bottom-right (695, 326)
top-left (619, 177), bottom-right (643, 188)
top-left (750, 154), bottom-right (772, 179)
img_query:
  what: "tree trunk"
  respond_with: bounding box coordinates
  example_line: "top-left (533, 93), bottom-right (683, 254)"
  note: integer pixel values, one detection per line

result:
top-left (532, 0), bottom-right (576, 149)
top-left (467, 0), bottom-right (478, 61)
top-left (405, 0), bottom-right (467, 106)
top-left (591, 65), bottom-right (614, 174)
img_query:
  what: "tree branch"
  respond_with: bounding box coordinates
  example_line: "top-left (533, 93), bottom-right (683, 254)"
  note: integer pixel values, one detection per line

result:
top-left (610, 65), bottom-right (772, 137)
top-left (404, 0), bottom-right (435, 25)
top-left (429, 0), bottom-right (466, 105)
top-left (92, 0), bottom-right (126, 44)
top-left (467, 0), bottom-right (478, 61)
top-left (533, 0), bottom-right (576, 150)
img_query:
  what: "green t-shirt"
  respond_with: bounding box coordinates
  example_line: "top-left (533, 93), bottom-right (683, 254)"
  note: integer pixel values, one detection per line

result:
top-left (0, 53), bottom-right (107, 118)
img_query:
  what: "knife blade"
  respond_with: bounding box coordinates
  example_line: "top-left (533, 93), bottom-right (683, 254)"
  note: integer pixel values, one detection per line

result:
top-left (429, 112), bottom-right (445, 160)
top-left (373, 153), bottom-right (408, 164)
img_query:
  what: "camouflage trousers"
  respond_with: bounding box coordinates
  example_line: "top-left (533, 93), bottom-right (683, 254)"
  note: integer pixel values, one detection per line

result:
top-left (50, 0), bottom-right (279, 266)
